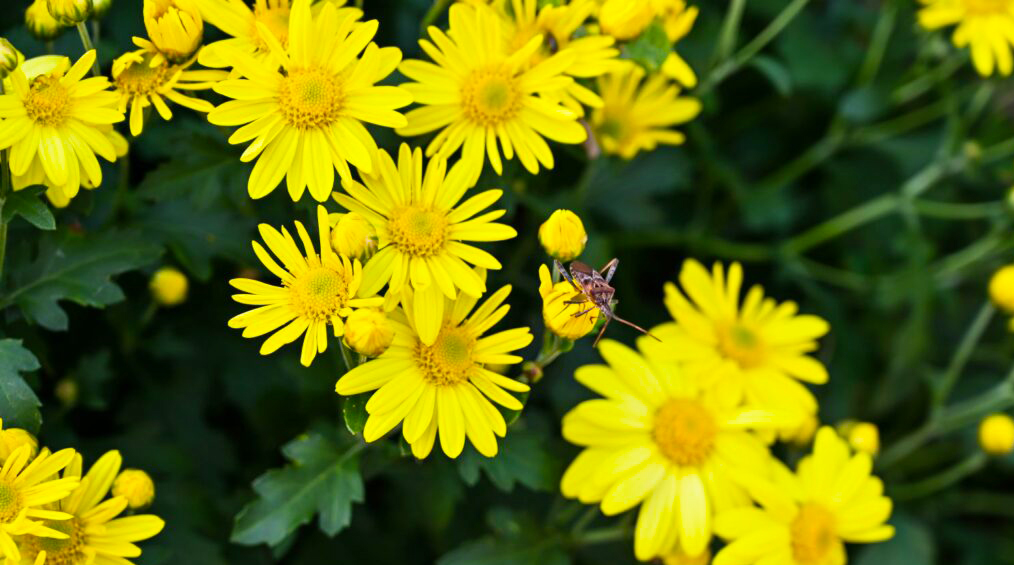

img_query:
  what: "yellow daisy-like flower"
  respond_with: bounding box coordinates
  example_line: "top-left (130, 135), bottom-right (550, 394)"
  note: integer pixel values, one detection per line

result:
top-left (640, 260), bottom-right (830, 424)
top-left (333, 144), bottom-right (517, 344)
top-left (713, 427), bottom-right (894, 565)
top-left (207, 0), bottom-right (412, 201)
top-left (397, 2), bottom-right (588, 184)
top-left (228, 206), bottom-right (384, 366)
top-left (15, 451), bottom-right (165, 565)
top-left (0, 50), bottom-right (124, 207)
top-left (538, 263), bottom-right (599, 340)
top-left (561, 341), bottom-right (789, 559)
top-left (335, 276), bottom-right (533, 459)
top-left (918, 0), bottom-right (1014, 76)
top-left (596, 0), bottom-right (699, 88)
top-left (591, 65), bottom-right (700, 159)
top-left (0, 442), bottom-right (79, 564)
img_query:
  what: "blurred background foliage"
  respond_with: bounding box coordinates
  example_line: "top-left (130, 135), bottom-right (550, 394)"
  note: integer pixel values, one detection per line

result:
top-left (3, 0), bottom-right (1014, 563)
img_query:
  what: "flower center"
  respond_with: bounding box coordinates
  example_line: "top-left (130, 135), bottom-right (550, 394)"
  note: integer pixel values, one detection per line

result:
top-left (652, 399), bottom-right (718, 466)
top-left (461, 65), bottom-right (522, 127)
top-left (20, 519), bottom-right (86, 565)
top-left (115, 54), bottom-right (170, 96)
top-left (597, 113), bottom-right (628, 143)
top-left (24, 75), bottom-right (72, 127)
top-left (963, 0), bottom-right (1011, 14)
top-left (277, 67), bottom-right (345, 130)
top-left (791, 503), bottom-right (838, 565)
top-left (415, 326), bottom-right (476, 385)
top-left (287, 265), bottom-right (349, 322)
top-left (0, 481), bottom-right (23, 524)
top-left (717, 323), bottom-right (765, 369)
top-left (387, 205), bottom-right (449, 258)
top-left (252, 2), bottom-right (291, 51)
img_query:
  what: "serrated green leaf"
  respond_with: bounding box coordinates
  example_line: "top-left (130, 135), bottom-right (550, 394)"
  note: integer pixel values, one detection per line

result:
top-left (138, 201), bottom-right (252, 281)
top-left (0, 340), bottom-right (42, 433)
top-left (342, 393), bottom-right (370, 436)
top-left (137, 132), bottom-right (246, 206)
top-left (231, 432), bottom-right (365, 547)
top-left (2, 230), bottom-right (162, 331)
top-left (457, 428), bottom-right (561, 492)
top-left (1, 187), bottom-right (56, 231)
top-left (621, 20), bottom-right (670, 72)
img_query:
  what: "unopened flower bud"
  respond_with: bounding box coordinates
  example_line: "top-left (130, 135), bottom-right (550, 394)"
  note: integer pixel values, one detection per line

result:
top-left (0, 38), bottom-right (23, 80)
top-left (539, 209), bottom-right (587, 262)
top-left (144, 0), bottom-right (203, 63)
top-left (344, 309), bottom-right (394, 357)
top-left (113, 468), bottom-right (156, 509)
top-left (46, 0), bottom-right (93, 25)
top-left (989, 265), bottom-right (1014, 313)
top-left (26, 0), bottom-right (66, 41)
top-left (331, 213), bottom-right (377, 260)
top-left (150, 267), bottom-right (188, 306)
top-left (979, 413), bottom-right (1014, 456)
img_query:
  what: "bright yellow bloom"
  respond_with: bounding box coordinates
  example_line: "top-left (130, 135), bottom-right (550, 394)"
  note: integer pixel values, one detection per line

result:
top-left (144, 0), bottom-right (203, 63)
top-left (538, 263), bottom-right (598, 340)
top-left (229, 206), bottom-right (384, 366)
top-left (207, 0), bottom-right (411, 201)
top-left (150, 266), bottom-right (188, 306)
top-left (561, 341), bottom-right (790, 560)
top-left (0, 428), bottom-right (38, 463)
top-left (16, 451), bottom-right (165, 565)
top-left (713, 427), bottom-right (894, 565)
top-left (597, 0), bottom-right (699, 87)
top-left (398, 2), bottom-right (588, 184)
top-left (343, 308), bottom-right (395, 357)
top-left (0, 442), bottom-right (79, 564)
top-left (26, 0), bottom-right (66, 41)
top-left (0, 51), bottom-right (125, 207)
top-left (112, 468), bottom-right (156, 510)
top-left (979, 413), bottom-right (1014, 455)
top-left (640, 260), bottom-right (830, 427)
top-left (0, 39), bottom-right (23, 80)
top-left (333, 144), bottom-right (517, 344)
top-left (918, 0), bottom-right (1014, 76)
top-left (592, 65), bottom-right (700, 159)
top-left (538, 209), bottom-right (587, 261)
top-left (46, 0), bottom-right (92, 25)
top-left (336, 276), bottom-right (533, 459)
top-left (330, 212), bottom-right (377, 260)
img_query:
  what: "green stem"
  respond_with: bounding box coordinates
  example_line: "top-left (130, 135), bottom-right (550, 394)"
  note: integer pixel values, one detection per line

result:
top-left (912, 199), bottom-right (1004, 220)
top-left (75, 23), bottom-right (101, 76)
top-left (890, 453), bottom-right (988, 501)
top-left (420, 0), bottom-right (452, 33)
top-left (572, 525), bottom-right (633, 546)
top-left (338, 339), bottom-right (354, 372)
top-left (856, 1), bottom-right (897, 85)
top-left (933, 302), bottom-right (995, 411)
top-left (782, 194), bottom-right (899, 254)
top-left (0, 83), bottom-right (8, 286)
top-left (712, 0), bottom-right (748, 65)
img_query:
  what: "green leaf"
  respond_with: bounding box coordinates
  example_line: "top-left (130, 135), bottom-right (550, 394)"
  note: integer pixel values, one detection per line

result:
top-left (138, 201), bottom-right (252, 281)
top-left (137, 132), bottom-right (246, 206)
top-left (458, 428), bottom-right (561, 493)
top-left (342, 393), bottom-right (370, 436)
top-left (1, 187), bottom-right (56, 231)
top-left (621, 20), bottom-right (670, 72)
top-left (3, 230), bottom-right (162, 331)
top-left (749, 56), bottom-right (794, 97)
top-left (231, 431), bottom-right (365, 547)
top-left (0, 340), bottom-right (42, 433)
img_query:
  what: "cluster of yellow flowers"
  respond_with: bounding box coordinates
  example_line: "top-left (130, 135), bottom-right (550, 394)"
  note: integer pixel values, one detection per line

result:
top-left (0, 420), bottom-right (161, 565)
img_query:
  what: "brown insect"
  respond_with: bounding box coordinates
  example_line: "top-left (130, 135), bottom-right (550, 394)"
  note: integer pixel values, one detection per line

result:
top-left (555, 259), bottom-right (661, 347)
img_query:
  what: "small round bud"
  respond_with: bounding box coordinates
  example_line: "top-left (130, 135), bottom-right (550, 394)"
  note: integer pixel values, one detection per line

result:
top-left (55, 378), bottom-right (79, 407)
top-left (521, 361), bottom-right (543, 382)
top-left (343, 309), bottom-right (394, 357)
top-left (0, 38), bottom-right (24, 80)
top-left (112, 468), bottom-right (156, 509)
top-left (92, 0), bottom-right (112, 17)
top-left (979, 413), bottom-right (1014, 456)
top-left (0, 427), bottom-right (39, 462)
top-left (144, 0), bottom-right (203, 63)
top-left (847, 422), bottom-right (880, 456)
top-left (150, 267), bottom-right (188, 306)
top-left (46, 0), bottom-right (93, 25)
top-left (538, 209), bottom-right (587, 262)
top-left (331, 213), bottom-right (377, 260)
top-left (26, 0), bottom-right (66, 41)
top-left (989, 265), bottom-right (1014, 313)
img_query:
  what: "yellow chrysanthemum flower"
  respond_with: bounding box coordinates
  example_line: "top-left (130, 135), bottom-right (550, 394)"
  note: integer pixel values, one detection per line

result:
top-left (918, 0), bottom-right (1014, 76)
top-left (15, 451), bottom-right (165, 565)
top-left (591, 65), bottom-right (700, 159)
top-left (560, 341), bottom-right (791, 560)
top-left (144, 0), bottom-right (203, 63)
top-left (229, 206), bottom-right (384, 366)
top-left (333, 144), bottom-right (517, 344)
top-left (640, 260), bottom-right (830, 426)
top-left (0, 442), bottom-right (80, 564)
top-left (713, 427), bottom-right (894, 565)
top-left (538, 263), bottom-right (598, 340)
top-left (112, 45), bottom-right (224, 136)
top-left (397, 2), bottom-right (588, 184)
top-left (0, 50), bottom-right (125, 207)
top-left (597, 0), bottom-right (699, 88)
top-left (335, 275), bottom-right (534, 459)
top-left (207, 0), bottom-right (411, 201)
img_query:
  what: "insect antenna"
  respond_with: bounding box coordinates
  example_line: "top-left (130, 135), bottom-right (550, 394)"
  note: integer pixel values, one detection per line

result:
top-left (611, 315), bottom-right (662, 342)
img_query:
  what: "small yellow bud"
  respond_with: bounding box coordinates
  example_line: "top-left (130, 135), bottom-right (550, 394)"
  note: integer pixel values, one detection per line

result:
top-left (0, 38), bottom-right (23, 80)
top-left (0, 428), bottom-right (39, 462)
top-left (150, 267), bottom-right (189, 306)
top-left (979, 413), bottom-right (1014, 456)
top-left (538, 209), bottom-right (587, 262)
top-left (55, 378), bottom-right (79, 407)
top-left (663, 548), bottom-right (711, 565)
top-left (989, 265), bottom-right (1014, 313)
top-left (538, 264), bottom-right (599, 340)
top-left (331, 213), bottom-right (377, 260)
top-left (112, 468), bottom-right (156, 509)
top-left (847, 422), bottom-right (880, 456)
top-left (344, 309), bottom-right (395, 357)
top-left (598, 0), bottom-right (655, 41)
top-left (144, 0), bottom-right (203, 63)
top-left (26, 0), bottom-right (66, 41)
top-left (46, 0), bottom-right (93, 25)
top-left (92, 0), bottom-right (112, 17)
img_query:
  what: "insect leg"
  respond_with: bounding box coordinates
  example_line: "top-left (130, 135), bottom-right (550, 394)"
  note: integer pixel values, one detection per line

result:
top-left (555, 259), bottom-right (582, 292)
top-left (600, 258), bottom-right (619, 283)
top-left (612, 315), bottom-right (663, 342)
top-left (572, 307), bottom-right (597, 318)
top-left (592, 316), bottom-right (613, 347)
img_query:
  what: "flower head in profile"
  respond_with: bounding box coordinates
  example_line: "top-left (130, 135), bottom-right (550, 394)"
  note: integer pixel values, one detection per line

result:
top-left (15, 451), bottom-right (165, 565)
top-left (26, 0), bottom-right (66, 42)
top-left (228, 206), bottom-right (384, 366)
top-left (538, 264), bottom-right (598, 340)
top-left (336, 276), bottom-right (533, 459)
top-left (398, 2), bottom-right (588, 184)
top-left (591, 65), bottom-right (700, 159)
top-left (596, 0), bottom-right (699, 87)
top-left (918, 0), bottom-right (1014, 76)
top-left (333, 144), bottom-right (517, 344)
top-left (207, 0), bottom-right (411, 201)
top-left (143, 0), bottom-right (203, 63)
top-left (640, 260), bottom-right (830, 427)
top-left (0, 51), bottom-right (125, 207)
top-left (0, 426), bottom-right (37, 464)
top-left (713, 427), bottom-right (894, 565)
top-left (561, 341), bottom-right (790, 560)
